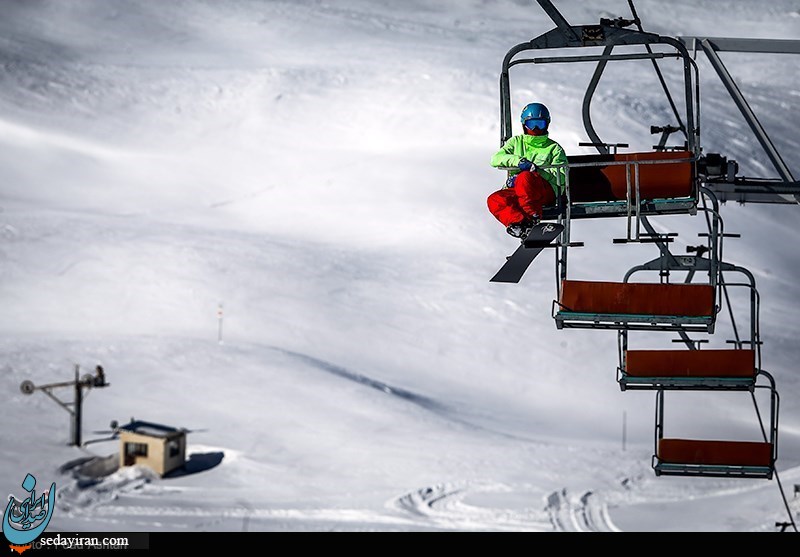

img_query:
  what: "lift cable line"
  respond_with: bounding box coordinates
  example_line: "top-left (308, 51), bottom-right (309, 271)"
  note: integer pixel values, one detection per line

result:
top-left (626, 0), bottom-right (686, 136)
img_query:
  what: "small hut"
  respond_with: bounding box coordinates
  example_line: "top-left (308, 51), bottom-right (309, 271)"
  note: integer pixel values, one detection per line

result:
top-left (118, 419), bottom-right (186, 477)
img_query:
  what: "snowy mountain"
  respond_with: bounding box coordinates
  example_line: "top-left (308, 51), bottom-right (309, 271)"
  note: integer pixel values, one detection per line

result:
top-left (1, 0), bottom-right (799, 532)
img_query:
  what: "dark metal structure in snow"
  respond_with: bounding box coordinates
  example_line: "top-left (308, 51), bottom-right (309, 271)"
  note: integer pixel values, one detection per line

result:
top-left (19, 364), bottom-right (109, 447)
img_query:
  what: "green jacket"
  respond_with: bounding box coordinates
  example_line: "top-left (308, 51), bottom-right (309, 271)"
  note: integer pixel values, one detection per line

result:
top-left (491, 134), bottom-right (568, 195)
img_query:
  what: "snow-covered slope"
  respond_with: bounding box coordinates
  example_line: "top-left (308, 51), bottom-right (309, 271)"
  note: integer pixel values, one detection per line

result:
top-left (1, 0), bottom-right (799, 532)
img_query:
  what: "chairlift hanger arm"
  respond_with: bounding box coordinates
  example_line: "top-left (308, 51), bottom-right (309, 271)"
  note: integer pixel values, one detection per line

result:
top-left (678, 35), bottom-right (800, 203)
top-left (503, 25), bottom-right (677, 59)
top-left (679, 37), bottom-right (800, 55)
top-left (534, 0), bottom-right (579, 43)
top-left (699, 40), bottom-right (795, 183)
top-left (508, 51), bottom-right (678, 66)
top-left (500, 26), bottom-right (697, 151)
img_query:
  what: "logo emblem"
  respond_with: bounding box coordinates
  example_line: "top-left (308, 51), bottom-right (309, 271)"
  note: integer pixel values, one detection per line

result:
top-left (3, 473), bottom-right (56, 551)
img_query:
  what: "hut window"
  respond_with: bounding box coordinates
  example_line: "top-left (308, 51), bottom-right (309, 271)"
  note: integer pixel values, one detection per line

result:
top-left (125, 442), bottom-right (148, 457)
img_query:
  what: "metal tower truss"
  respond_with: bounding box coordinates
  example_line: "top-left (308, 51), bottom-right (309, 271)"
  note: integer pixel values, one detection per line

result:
top-left (678, 36), bottom-right (800, 205)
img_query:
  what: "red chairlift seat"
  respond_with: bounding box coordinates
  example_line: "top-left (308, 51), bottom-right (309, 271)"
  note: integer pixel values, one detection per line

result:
top-left (620, 349), bottom-right (756, 390)
top-left (554, 279), bottom-right (716, 332)
top-left (651, 373), bottom-right (778, 480)
top-left (543, 150), bottom-right (697, 219)
top-left (655, 438), bottom-right (774, 479)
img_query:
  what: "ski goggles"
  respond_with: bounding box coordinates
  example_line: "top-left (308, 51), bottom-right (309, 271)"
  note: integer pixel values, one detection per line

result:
top-left (524, 118), bottom-right (548, 131)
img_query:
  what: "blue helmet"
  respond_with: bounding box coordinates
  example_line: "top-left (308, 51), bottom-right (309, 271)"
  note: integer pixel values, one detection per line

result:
top-left (521, 103), bottom-right (550, 130)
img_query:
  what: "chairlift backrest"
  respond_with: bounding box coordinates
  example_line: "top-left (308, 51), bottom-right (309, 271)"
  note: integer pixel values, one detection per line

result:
top-left (567, 150), bottom-right (695, 202)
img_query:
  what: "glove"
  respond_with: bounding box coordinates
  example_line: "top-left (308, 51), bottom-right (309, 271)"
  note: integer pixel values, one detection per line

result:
top-left (518, 158), bottom-right (536, 172)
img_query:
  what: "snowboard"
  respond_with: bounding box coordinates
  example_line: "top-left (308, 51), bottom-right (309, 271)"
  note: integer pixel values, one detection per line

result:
top-left (490, 222), bottom-right (564, 283)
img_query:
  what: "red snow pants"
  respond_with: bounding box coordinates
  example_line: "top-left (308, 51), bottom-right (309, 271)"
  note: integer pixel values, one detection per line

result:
top-left (487, 170), bottom-right (556, 227)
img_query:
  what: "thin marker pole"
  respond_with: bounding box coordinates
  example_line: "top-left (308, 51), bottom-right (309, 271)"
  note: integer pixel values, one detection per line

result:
top-left (217, 303), bottom-right (224, 345)
top-left (622, 410), bottom-right (627, 452)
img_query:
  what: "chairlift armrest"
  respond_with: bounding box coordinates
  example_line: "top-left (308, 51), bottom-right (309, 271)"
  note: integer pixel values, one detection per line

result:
top-left (579, 141), bottom-right (629, 148)
top-left (613, 238), bottom-right (674, 244)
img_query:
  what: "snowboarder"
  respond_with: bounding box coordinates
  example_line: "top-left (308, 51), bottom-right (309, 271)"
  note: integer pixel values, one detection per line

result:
top-left (487, 102), bottom-right (568, 237)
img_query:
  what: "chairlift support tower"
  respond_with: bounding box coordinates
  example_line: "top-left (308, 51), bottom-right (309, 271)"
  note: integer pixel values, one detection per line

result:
top-left (20, 364), bottom-right (110, 447)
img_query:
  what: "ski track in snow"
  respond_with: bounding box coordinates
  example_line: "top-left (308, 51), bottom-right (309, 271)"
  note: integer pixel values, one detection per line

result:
top-left (392, 482), bottom-right (549, 531)
top-left (545, 488), bottom-right (620, 532)
top-left (391, 483), bottom-right (620, 532)
top-left (56, 472), bottom-right (619, 531)
top-left (57, 476), bottom-right (529, 531)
